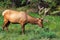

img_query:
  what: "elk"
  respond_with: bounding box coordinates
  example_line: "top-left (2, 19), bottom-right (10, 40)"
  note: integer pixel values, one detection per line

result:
top-left (2, 9), bottom-right (43, 34)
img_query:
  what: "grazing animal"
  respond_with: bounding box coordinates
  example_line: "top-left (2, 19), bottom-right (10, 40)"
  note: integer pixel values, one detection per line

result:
top-left (2, 9), bottom-right (43, 34)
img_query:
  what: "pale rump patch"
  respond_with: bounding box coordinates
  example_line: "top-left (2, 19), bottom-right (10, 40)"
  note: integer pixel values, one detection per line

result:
top-left (2, 10), bottom-right (9, 16)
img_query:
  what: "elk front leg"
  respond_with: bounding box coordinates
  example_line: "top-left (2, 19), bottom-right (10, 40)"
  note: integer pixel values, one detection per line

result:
top-left (22, 24), bottom-right (25, 34)
top-left (20, 22), bottom-right (25, 34)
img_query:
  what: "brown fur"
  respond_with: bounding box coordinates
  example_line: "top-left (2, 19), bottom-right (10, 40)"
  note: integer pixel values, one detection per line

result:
top-left (2, 9), bottom-right (43, 34)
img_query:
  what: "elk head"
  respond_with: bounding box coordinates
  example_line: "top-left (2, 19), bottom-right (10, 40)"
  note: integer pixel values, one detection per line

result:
top-left (37, 18), bottom-right (43, 28)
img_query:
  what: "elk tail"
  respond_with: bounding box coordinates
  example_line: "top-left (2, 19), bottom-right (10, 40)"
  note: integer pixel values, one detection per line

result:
top-left (2, 10), bottom-right (9, 16)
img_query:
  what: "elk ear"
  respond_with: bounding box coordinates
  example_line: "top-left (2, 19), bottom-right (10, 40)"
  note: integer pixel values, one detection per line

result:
top-left (39, 18), bottom-right (43, 21)
top-left (37, 18), bottom-right (43, 21)
top-left (37, 18), bottom-right (39, 19)
top-left (38, 18), bottom-right (43, 20)
top-left (40, 18), bottom-right (43, 21)
top-left (36, 18), bottom-right (40, 21)
top-left (40, 18), bottom-right (43, 20)
top-left (37, 18), bottom-right (41, 19)
top-left (38, 18), bottom-right (40, 19)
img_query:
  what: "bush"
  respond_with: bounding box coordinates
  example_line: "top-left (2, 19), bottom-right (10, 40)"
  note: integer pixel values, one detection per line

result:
top-left (44, 0), bottom-right (57, 8)
top-left (0, 0), bottom-right (11, 8)
top-left (29, 27), bottom-right (56, 40)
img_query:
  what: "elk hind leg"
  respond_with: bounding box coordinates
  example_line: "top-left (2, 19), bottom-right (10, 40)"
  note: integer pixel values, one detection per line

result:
top-left (2, 19), bottom-right (9, 31)
top-left (5, 21), bottom-right (10, 31)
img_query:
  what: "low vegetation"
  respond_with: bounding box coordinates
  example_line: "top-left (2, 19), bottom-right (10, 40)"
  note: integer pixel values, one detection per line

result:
top-left (0, 0), bottom-right (60, 40)
top-left (0, 9), bottom-right (60, 40)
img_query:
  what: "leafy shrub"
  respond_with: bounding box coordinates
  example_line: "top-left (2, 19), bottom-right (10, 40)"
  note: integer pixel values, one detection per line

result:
top-left (44, 0), bottom-right (57, 8)
top-left (0, 0), bottom-right (11, 8)
top-left (50, 11), bottom-right (60, 14)
top-left (29, 27), bottom-right (56, 40)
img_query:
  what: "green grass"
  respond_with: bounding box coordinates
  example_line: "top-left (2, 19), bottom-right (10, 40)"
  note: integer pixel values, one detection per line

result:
top-left (0, 10), bottom-right (60, 40)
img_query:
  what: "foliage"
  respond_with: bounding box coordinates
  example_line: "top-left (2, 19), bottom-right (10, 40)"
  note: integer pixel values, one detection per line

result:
top-left (0, 0), bottom-right (60, 40)
top-left (50, 11), bottom-right (60, 14)
top-left (0, 0), bottom-right (11, 8)
top-left (21, 0), bottom-right (26, 5)
top-left (0, 10), bottom-right (60, 40)
top-left (44, 0), bottom-right (57, 8)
